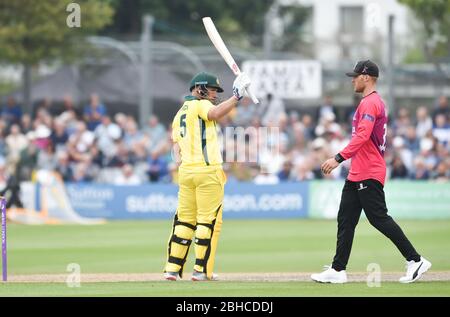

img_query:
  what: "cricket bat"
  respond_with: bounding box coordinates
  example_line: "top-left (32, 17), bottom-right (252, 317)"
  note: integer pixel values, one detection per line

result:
top-left (202, 17), bottom-right (259, 104)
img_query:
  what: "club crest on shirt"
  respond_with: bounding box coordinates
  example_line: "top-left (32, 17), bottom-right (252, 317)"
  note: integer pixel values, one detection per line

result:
top-left (362, 113), bottom-right (375, 122)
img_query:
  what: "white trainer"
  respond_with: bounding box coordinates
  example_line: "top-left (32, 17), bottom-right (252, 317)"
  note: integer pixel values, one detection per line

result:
top-left (399, 257), bottom-right (432, 283)
top-left (191, 271), bottom-right (219, 281)
top-left (311, 265), bottom-right (348, 284)
top-left (164, 272), bottom-right (180, 281)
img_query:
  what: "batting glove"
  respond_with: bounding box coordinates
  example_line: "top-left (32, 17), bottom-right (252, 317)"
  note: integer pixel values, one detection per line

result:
top-left (232, 72), bottom-right (251, 100)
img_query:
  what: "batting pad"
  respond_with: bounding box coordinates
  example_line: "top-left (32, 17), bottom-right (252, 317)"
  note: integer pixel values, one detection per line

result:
top-left (194, 206), bottom-right (223, 279)
top-left (165, 216), bottom-right (196, 277)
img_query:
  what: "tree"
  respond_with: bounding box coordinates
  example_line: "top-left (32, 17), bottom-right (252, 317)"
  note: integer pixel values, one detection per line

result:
top-left (399, 0), bottom-right (450, 78)
top-left (0, 0), bottom-right (114, 112)
top-left (106, 0), bottom-right (274, 45)
top-left (273, 5), bottom-right (312, 55)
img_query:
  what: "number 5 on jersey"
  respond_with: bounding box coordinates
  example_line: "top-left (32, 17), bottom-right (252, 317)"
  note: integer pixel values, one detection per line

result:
top-left (180, 114), bottom-right (187, 137)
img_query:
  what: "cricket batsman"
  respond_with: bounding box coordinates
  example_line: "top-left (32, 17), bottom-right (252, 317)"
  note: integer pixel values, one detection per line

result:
top-left (311, 60), bottom-right (431, 284)
top-left (164, 71), bottom-right (251, 281)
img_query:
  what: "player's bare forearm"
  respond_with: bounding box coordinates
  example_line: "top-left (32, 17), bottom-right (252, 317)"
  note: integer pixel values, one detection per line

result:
top-left (321, 157), bottom-right (340, 175)
top-left (207, 96), bottom-right (238, 121)
top-left (172, 142), bottom-right (181, 167)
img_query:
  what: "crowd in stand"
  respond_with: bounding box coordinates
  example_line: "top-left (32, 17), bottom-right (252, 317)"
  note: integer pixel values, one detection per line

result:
top-left (0, 92), bottom-right (449, 187)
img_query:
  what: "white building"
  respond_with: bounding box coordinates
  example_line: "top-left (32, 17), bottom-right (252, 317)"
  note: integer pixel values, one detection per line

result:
top-left (283, 0), bottom-right (415, 65)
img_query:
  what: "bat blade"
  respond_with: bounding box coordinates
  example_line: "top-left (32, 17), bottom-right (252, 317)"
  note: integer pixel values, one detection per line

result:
top-left (202, 17), bottom-right (259, 104)
top-left (202, 17), bottom-right (240, 75)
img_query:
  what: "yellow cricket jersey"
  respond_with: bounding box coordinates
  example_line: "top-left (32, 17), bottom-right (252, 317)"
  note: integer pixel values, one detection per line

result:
top-left (172, 96), bottom-right (223, 169)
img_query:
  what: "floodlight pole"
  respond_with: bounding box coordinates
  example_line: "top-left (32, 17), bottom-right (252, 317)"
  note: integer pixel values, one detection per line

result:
top-left (140, 15), bottom-right (154, 128)
top-left (387, 15), bottom-right (395, 115)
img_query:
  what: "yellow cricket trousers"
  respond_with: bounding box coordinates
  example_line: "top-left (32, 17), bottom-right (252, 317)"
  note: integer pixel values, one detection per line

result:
top-left (165, 166), bottom-right (226, 279)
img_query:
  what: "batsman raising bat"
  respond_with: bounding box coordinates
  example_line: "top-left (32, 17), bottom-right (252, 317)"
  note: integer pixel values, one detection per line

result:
top-left (164, 71), bottom-right (251, 281)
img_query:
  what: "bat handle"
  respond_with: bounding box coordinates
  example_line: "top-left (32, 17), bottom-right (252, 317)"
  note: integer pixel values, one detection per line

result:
top-left (234, 69), bottom-right (259, 104)
top-left (245, 86), bottom-right (259, 104)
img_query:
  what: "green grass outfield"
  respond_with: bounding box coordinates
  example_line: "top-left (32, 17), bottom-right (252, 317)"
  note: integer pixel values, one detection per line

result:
top-left (1, 219), bottom-right (450, 296)
top-left (2, 281), bottom-right (450, 297)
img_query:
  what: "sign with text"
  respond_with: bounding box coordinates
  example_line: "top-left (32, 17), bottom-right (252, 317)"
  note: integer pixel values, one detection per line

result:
top-left (66, 182), bottom-right (309, 219)
top-left (242, 60), bottom-right (322, 99)
top-left (309, 180), bottom-right (450, 219)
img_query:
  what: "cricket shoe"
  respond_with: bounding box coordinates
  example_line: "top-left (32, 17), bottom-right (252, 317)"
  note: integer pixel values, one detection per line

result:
top-left (311, 265), bottom-right (347, 284)
top-left (399, 257), bottom-right (432, 284)
top-left (164, 272), bottom-right (180, 281)
top-left (191, 270), bottom-right (219, 281)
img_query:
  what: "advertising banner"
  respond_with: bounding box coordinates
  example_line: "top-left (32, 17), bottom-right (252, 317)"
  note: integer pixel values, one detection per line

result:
top-left (66, 182), bottom-right (309, 219)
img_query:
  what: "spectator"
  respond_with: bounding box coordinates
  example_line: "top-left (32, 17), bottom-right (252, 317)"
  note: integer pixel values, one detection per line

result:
top-left (144, 115), bottom-right (166, 139)
top-left (290, 124), bottom-right (307, 154)
top-left (261, 93), bottom-right (286, 127)
top-left (277, 115), bottom-right (291, 151)
top-left (0, 159), bottom-right (24, 209)
top-left (71, 162), bottom-right (92, 183)
top-left (293, 163), bottom-right (314, 181)
top-left (0, 128), bottom-right (7, 158)
top-left (301, 114), bottom-right (315, 141)
top-left (94, 115), bottom-right (122, 158)
top-left (5, 124), bottom-right (29, 167)
top-left (60, 94), bottom-right (81, 118)
top-left (67, 121), bottom-right (95, 163)
top-left (106, 140), bottom-right (130, 167)
top-left (432, 95), bottom-right (449, 121)
top-left (258, 139), bottom-right (285, 176)
top-left (277, 160), bottom-right (294, 181)
top-left (404, 126), bottom-right (420, 153)
top-left (2, 97), bottom-right (22, 126)
top-left (315, 112), bottom-right (341, 138)
top-left (432, 114), bottom-right (450, 146)
top-left (392, 107), bottom-right (411, 137)
top-left (411, 157), bottom-right (430, 180)
top-left (123, 118), bottom-right (144, 151)
top-left (147, 152), bottom-right (168, 182)
top-left (84, 94), bottom-right (106, 131)
top-left (254, 165), bottom-right (279, 184)
top-left (435, 142), bottom-right (449, 163)
top-left (144, 115), bottom-right (166, 152)
top-left (0, 158), bottom-right (7, 191)
top-left (55, 151), bottom-right (73, 182)
top-left (59, 109), bottom-right (79, 136)
top-left (392, 136), bottom-right (413, 171)
top-left (50, 119), bottom-right (69, 152)
top-left (227, 162), bottom-right (255, 182)
top-left (433, 161), bottom-right (449, 182)
top-left (32, 98), bottom-right (52, 119)
top-left (15, 136), bottom-right (38, 181)
top-left (419, 136), bottom-right (438, 172)
top-left (310, 137), bottom-right (333, 179)
top-left (232, 97), bottom-right (258, 127)
top-left (317, 95), bottom-right (336, 122)
top-left (89, 144), bottom-right (103, 169)
top-left (115, 164), bottom-right (141, 185)
top-left (37, 142), bottom-right (57, 171)
top-left (415, 106), bottom-right (433, 139)
top-left (21, 113), bottom-right (33, 134)
top-left (114, 112), bottom-right (128, 132)
top-left (34, 125), bottom-right (52, 150)
top-left (390, 155), bottom-right (409, 179)
top-left (285, 111), bottom-right (301, 148)
top-left (0, 90), bottom-right (446, 184)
